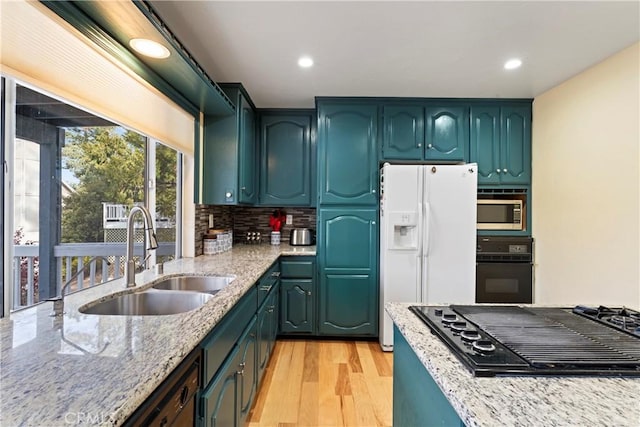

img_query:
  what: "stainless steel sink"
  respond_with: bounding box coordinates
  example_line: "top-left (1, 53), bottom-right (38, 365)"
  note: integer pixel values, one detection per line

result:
top-left (151, 275), bottom-right (236, 294)
top-left (80, 291), bottom-right (213, 316)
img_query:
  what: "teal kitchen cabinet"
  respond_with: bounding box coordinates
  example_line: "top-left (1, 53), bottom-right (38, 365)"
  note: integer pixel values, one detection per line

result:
top-left (317, 208), bottom-right (378, 336)
top-left (200, 343), bottom-right (242, 427)
top-left (393, 327), bottom-right (464, 427)
top-left (256, 262), bottom-right (280, 385)
top-left (317, 101), bottom-right (378, 205)
top-left (199, 260), bottom-right (282, 427)
top-left (259, 111), bottom-right (315, 206)
top-left (199, 287), bottom-right (257, 427)
top-left (202, 83), bottom-right (257, 204)
top-left (279, 257), bottom-right (316, 335)
top-left (257, 280), bottom-right (279, 386)
top-left (200, 317), bottom-right (257, 427)
top-left (237, 318), bottom-right (258, 424)
top-left (471, 103), bottom-right (531, 186)
top-left (424, 104), bottom-right (468, 161)
top-left (381, 103), bottom-right (468, 162)
top-left (382, 104), bottom-right (424, 160)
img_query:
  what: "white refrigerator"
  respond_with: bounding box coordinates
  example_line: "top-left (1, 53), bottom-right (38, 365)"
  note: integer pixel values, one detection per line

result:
top-left (379, 163), bottom-right (477, 351)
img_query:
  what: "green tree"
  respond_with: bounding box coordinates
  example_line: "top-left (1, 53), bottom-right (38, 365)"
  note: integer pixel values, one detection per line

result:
top-left (155, 143), bottom-right (177, 220)
top-left (61, 128), bottom-right (145, 243)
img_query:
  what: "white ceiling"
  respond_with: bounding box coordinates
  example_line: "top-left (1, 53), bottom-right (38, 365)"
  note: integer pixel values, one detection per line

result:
top-left (149, 1), bottom-right (639, 109)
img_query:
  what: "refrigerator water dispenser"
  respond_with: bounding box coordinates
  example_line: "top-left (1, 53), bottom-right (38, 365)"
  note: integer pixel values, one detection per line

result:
top-left (389, 212), bottom-right (418, 250)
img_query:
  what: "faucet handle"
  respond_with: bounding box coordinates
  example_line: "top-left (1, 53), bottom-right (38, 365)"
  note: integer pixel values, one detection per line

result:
top-left (48, 297), bottom-right (65, 317)
top-left (136, 252), bottom-right (153, 273)
top-left (154, 263), bottom-right (164, 275)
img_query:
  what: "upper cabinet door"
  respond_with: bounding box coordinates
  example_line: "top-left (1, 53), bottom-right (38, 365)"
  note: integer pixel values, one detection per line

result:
top-left (424, 105), bottom-right (468, 161)
top-left (500, 105), bottom-right (531, 185)
top-left (259, 114), bottom-right (312, 206)
top-left (318, 103), bottom-right (378, 205)
top-left (201, 84), bottom-right (258, 205)
top-left (382, 105), bottom-right (424, 160)
top-left (470, 105), bottom-right (501, 184)
top-left (238, 94), bottom-right (257, 204)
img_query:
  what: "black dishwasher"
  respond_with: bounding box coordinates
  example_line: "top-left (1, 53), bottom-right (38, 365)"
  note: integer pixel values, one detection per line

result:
top-left (124, 349), bottom-right (200, 427)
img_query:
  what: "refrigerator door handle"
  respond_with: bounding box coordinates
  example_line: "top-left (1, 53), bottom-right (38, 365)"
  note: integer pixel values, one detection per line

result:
top-left (416, 253), bottom-right (423, 301)
top-left (422, 253), bottom-right (429, 303)
top-left (423, 202), bottom-right (431, 256)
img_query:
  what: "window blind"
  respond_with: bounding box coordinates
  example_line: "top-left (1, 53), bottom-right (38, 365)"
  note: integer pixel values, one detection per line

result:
top-left (0, 0), bottom-right (195, 154)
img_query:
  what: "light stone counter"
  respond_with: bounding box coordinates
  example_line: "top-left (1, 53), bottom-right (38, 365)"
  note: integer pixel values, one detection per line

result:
top-left (386, 302), bottom-right (640, 427)
top-left (0, 244), bottom-right (315, 427)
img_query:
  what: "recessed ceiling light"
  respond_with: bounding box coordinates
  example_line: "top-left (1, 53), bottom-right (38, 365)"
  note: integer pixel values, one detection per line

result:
top-left (298, 56), bottom-right (314, 68)
top-left (504, 58), bottom-right (522, 70)
top-left (129, 38), bottom-right (170, 59)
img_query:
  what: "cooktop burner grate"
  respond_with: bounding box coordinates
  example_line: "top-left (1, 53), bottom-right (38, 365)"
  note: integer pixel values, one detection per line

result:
top-left (452, 306), bottom-right (640, 367)
top-left (410, 305), bottom-right (640, 376)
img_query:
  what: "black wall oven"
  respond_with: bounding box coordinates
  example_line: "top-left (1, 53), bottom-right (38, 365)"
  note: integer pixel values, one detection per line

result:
top-left (476, 236), bottom-right (533, 303)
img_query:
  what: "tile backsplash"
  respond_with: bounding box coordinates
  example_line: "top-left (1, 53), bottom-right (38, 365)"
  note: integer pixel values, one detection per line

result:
top-left (195, 205), bottom-right (316, 255)
top-left (195, 205), bottom-right (233, 255)
top-left (232, 207), bottom-right (316, 244)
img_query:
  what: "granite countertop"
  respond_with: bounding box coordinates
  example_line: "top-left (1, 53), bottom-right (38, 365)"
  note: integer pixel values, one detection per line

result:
top-left (386, 302), bottom-right (640, 427)
top-left (0, 244), bottom-right (315, 427)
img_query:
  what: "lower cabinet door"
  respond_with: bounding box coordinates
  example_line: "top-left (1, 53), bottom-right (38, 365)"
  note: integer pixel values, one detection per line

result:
top-left (238, 317), bottom-right (258, 424)
top-left (280, 279), bottom-right (313, 334)
top-left (318, 273), bottom-right (377, 336)
top-left (258, 287), bottom-right (279, 384)
top-left (256, 305), bottom-right (270, 384)
top-left (268, 286), bottom-right (279, 349)
top-left (200, 346), bottom-right (241, 427)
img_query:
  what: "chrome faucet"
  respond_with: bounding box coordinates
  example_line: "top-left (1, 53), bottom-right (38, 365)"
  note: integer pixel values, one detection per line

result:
top-left (125, 206), bottom-right (159, 288)
top-left (49, 256), bottom-right (111, 317)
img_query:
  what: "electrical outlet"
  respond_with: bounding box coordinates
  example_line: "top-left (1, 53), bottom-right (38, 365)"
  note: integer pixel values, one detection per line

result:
top-left (286, 214), bottom-right (293, 225)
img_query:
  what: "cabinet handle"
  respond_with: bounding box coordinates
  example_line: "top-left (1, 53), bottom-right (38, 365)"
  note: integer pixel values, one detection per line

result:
top-left (503, 168), bottom-right (508, 173)
top-left (417, 143), bottom-right (422, 147)
top-left (260, 285), bottom-right (273, 292)
top-left (237, 369), bottom-right (244, 376)
top-left (307, 291), bottom-right (312, 296)
top-left (427, 143), bottom-right (433, 149)
top-left (268, 308), bottom-right (274, 313)
top-left (496, 169), bottom-right (501, 174)
top-left (372, 189), bottom-right (376, 193)
top-left (239, 362), bottom-right (246, 369)
top-left (179, 385), bottom-right (190, 407)
top-left (372, 221), bottom-right (376, 225)
top-left (271, 271), bottom-right (281, 277)
top-left (250, 333), bottom-right (256, 338)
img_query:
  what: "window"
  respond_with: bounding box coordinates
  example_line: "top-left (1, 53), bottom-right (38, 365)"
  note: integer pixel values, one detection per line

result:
top-left (4, 79), bottom-right (183, 311)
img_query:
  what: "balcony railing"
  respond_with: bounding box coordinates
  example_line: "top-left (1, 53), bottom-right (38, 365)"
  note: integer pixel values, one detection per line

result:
top-left (103, 203), bottom-right (175, 229)
top-left (12, 242), bottom-right (175, 310)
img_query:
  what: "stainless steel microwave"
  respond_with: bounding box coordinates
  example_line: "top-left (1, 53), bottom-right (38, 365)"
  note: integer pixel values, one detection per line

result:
top-left (477, 199), bottom-right (523, 230)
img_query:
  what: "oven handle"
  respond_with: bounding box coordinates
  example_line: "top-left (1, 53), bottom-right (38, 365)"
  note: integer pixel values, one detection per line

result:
top-left (476, 258), bottom-right (533, 263)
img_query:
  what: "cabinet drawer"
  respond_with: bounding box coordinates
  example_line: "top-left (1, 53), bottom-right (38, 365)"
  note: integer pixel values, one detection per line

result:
top-left (258, 263), bottom-right (280, 308)
top-left (201, 287), bottom-right (257, 385)
top-left (281, 260), bottom-right (314, 278)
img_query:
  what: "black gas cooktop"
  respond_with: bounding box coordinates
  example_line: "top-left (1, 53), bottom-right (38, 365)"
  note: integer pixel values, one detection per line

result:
top-left (409, 305), bottom-right (640, 377)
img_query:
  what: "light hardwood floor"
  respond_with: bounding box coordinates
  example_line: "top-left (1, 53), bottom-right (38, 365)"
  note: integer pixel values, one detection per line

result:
top-left (247, 339), bottom-right (394, 427)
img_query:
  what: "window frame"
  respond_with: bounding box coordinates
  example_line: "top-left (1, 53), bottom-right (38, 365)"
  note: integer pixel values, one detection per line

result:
top-left (2, 75), bottom-right (187, 315)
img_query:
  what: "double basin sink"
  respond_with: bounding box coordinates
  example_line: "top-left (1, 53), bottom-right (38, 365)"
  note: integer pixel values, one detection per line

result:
top-left (80, 275), bottom-right (235, 316)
